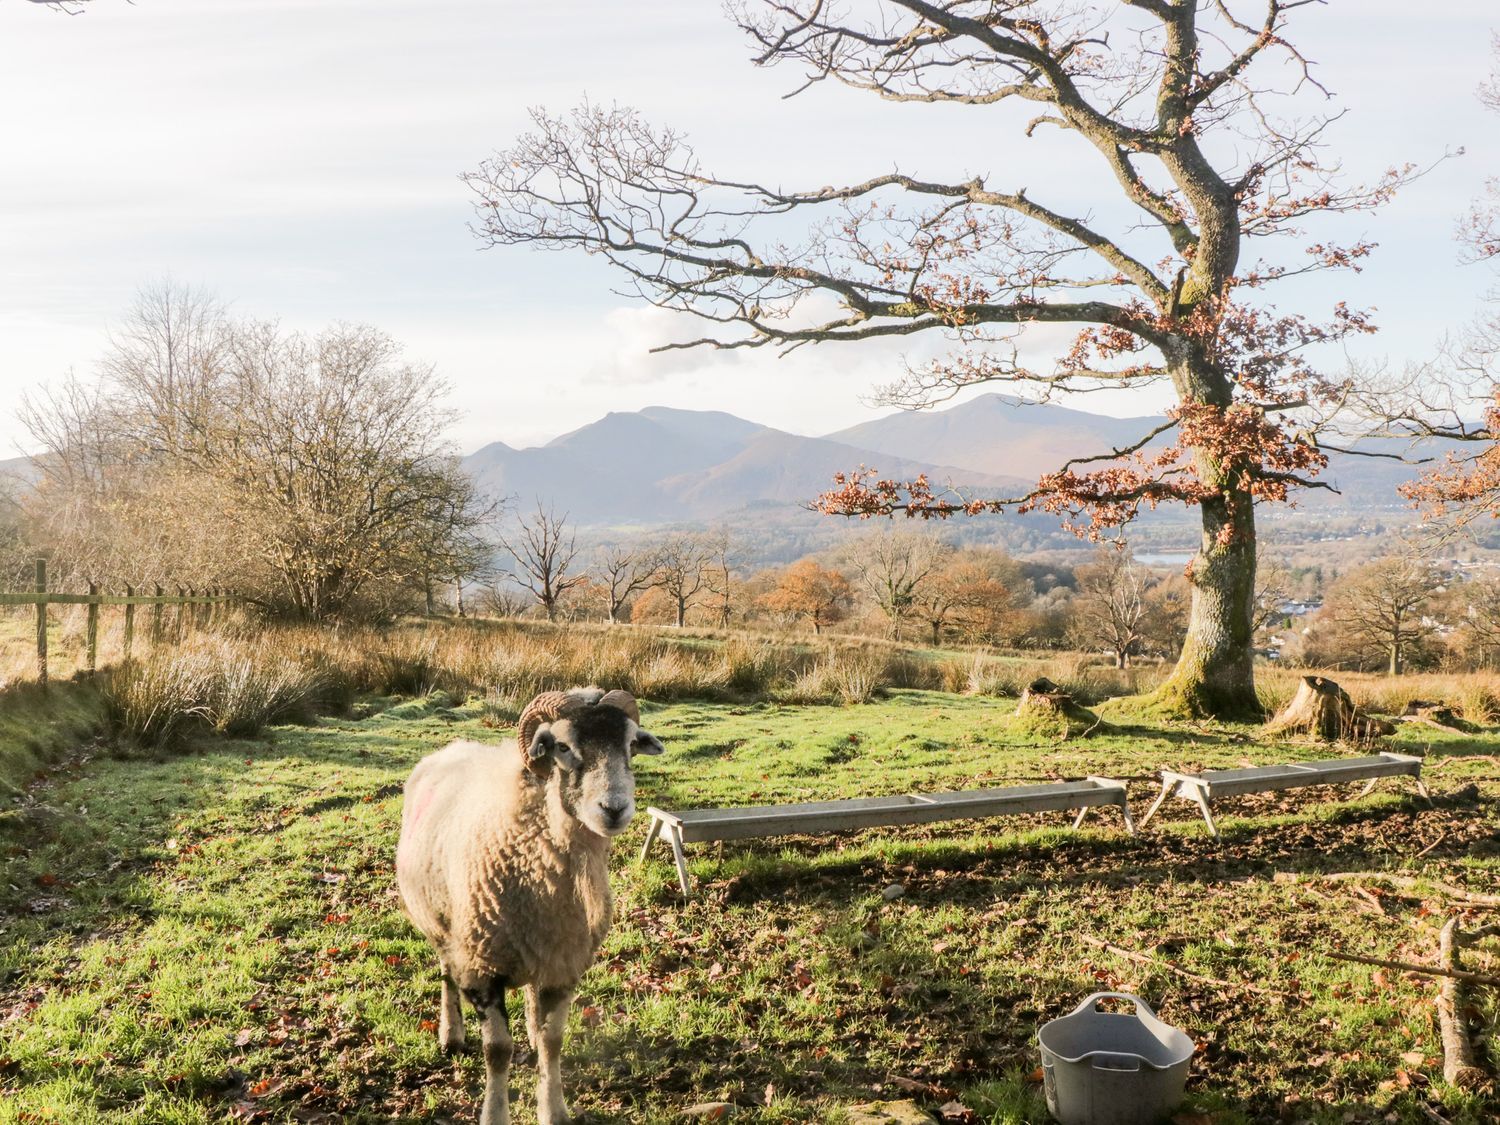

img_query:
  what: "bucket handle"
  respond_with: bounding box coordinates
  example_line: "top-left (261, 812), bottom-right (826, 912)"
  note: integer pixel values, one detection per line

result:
top-left (1068, 991), bottom-right (1160, 1020)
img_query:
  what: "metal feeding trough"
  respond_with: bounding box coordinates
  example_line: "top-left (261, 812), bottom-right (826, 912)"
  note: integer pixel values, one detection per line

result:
top-left (1037, 992), bottom-right (1195, 1125)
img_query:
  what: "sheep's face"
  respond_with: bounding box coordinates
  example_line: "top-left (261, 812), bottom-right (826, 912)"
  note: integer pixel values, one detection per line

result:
top-left (527, 705), bottom-right (663, 838)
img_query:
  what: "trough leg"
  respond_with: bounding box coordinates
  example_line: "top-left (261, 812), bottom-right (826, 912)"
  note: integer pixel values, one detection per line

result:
top-left (1414, 775), bottom-right (1433, 806)
top-left (639, 815), bottom-right (663, 864)
top-left (668, 825), bottom-right (693, 898)
top-left (528, 985), bottom-right (574, 1125)
top-left (1186, 786), bottom-right (1220, 839)
top-left (477, 989), bottom-right (514, 1125)
top-left (1118, 794), bottom-right (1137, 836)
top-left (1071, 804), bottom-right (1092, 830)
top-left (1139, 779), bottom-right (1173, 828)
top-left (1358, 777), bottom-right (1380, 799)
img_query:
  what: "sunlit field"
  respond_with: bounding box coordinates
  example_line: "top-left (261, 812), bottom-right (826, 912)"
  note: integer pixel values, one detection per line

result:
top-left (1, 621), bottom-right (1496, 1123)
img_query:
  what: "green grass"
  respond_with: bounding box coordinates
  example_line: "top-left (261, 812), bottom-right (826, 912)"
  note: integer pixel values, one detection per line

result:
top-left (0, 692), bottom-right (1497, 1122)
top-left (0, 681), bottom-right (104, 799)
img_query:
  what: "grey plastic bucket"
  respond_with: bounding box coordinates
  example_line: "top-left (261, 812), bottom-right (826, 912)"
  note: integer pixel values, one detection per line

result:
top-left (1037, 992), bottom-right (1194, 1125)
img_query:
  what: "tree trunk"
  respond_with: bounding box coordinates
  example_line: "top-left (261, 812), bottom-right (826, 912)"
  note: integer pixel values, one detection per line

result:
top-left (931, 621), bottom-right (941, 645)
top-left (1147, 483), bottom-right (1261, 718)
top-left (1389, 643), bottom-right (1401, 677)
top-left (675, 597), bottom-right (686, 627)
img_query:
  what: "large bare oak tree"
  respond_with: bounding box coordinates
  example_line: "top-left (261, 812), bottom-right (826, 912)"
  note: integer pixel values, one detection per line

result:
top-left (465, 1), bottom-right (1418, 717)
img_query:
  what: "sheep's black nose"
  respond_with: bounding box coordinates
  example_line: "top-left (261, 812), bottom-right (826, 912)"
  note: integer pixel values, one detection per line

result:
top-left (600, 802), bottom-right (630, 826)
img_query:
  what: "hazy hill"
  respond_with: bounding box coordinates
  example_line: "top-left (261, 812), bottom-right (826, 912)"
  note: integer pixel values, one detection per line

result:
top-left (825, 393), bottom-right (1168, 479)
top-left (461, 405), bottom-right (1025, 526)
top-left (825, 392), bottom-right (1447, 512)
top-left (659, 429), bottom-right (1028, 518)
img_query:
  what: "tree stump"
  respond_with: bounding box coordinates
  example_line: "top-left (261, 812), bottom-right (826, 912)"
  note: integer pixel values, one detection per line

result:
top-left (1264, 675), bottom-right (1394, 741)
top-left (1013, 678), bottom-right (1102, 738)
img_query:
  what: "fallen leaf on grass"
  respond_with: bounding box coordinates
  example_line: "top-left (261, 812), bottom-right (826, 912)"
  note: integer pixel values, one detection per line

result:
top-left (248, 1076), bottom-right (285, 1098)
top-left (680, 1102), bottom-right (735, 1119)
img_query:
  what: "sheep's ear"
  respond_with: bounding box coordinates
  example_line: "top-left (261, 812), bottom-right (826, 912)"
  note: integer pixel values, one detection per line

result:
top-left (632, 730), bottom-right (664, 756)
top-left (528, 727), bottom-right (556, 765)
top-left (530, 726), bottom-right (583, 771)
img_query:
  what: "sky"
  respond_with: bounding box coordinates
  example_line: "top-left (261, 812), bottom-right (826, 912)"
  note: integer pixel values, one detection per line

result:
top-left (0, 0), bottom-right (1496, 457)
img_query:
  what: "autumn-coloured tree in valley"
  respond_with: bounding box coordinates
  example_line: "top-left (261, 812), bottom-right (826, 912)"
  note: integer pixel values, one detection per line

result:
top-left (466, 1), bottom-right (1423, 717)
top-left (762, 560), bottom-right (854, 635)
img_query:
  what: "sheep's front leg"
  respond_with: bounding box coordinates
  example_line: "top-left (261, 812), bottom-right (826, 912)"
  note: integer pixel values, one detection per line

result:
top-left (528, 985), bottom-right (574, 1124)
top-left (475, 987), bottom-right (513, 1125)
top-left (438, 959), bottom-right (464, 1052)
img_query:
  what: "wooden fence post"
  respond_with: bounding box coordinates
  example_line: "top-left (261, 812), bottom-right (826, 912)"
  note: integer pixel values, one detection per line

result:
top-left (86, 581), bottom-right (99, 674)
top-left (176, 586), bottom-right (187, 640)
top-left (152, 584), bottom-right (164, 646)
top-left (34, 558), bottom-right (47, 687)
top-left (123, 584), bottom-right (135, 663)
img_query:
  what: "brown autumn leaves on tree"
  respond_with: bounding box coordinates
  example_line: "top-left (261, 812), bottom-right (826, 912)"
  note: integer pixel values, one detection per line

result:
top-left (465, 0), bottom-right (1426, 718)
top-left (761, 560), bottom-right (854, 635)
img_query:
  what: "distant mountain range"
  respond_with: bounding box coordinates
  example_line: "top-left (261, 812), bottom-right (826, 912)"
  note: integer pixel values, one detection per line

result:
top-left (0, 393), bottom-right (1455, 533)
top-left (461, 404), bottom-right (1031, 526)
top-left (463, 395), bottom-right (1445, 528)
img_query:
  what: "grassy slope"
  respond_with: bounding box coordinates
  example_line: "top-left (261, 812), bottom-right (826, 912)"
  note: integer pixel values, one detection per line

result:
top-left (0, 692), bottom-right (1496, 1123)
top-left (0, 683), bottom-right (104, 800)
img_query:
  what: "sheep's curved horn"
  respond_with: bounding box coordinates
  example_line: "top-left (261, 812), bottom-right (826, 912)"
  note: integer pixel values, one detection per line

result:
top-left (517, 690), bottom-right (572, 764)
top-left (598, 689), bottom-right (640, 723)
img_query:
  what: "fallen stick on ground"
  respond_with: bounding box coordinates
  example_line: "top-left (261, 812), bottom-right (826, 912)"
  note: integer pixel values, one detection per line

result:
top-left (1437, 917), bottom-right (1488, 1088)
top-left (1414, 831), bottom-right (1449, 859)
top-left (1078, 934), bottom-right (1300, 1000)
top-left (1274, 871), bottom-right (1500, 908)
top-left (1324, 949), bottom-right (1500, 989)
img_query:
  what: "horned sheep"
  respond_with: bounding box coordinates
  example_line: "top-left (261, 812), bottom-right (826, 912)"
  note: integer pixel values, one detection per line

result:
top-left (396, 687), bottom-right (663, 1125)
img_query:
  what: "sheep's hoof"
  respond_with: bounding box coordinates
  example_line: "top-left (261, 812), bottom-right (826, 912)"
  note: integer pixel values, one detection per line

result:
top-left (440, 1031), bottom-right (466, 1054)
